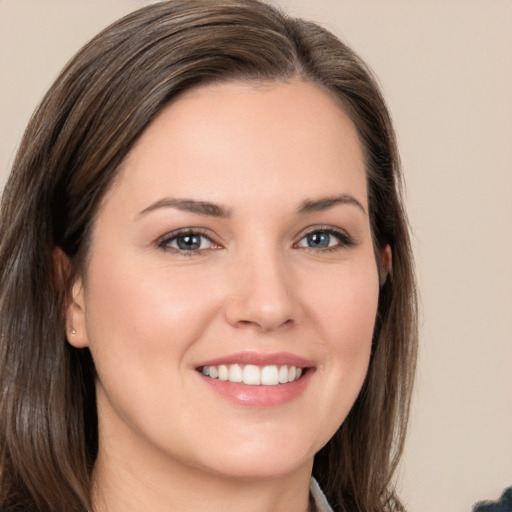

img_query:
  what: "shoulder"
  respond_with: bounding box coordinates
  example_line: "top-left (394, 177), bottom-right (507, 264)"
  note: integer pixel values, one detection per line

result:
top-left (473, 487), bottom-right (512, 512)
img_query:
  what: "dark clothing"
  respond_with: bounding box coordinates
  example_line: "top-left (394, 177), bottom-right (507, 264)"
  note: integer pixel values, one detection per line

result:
top-left (474, 488), bottom-right (512, 512)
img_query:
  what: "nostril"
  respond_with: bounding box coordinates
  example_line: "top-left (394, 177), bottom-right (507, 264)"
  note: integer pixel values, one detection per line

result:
top-left (234, 317), bottom-right (295, 332)
top-left (224, 276), bottom-right (303, 332)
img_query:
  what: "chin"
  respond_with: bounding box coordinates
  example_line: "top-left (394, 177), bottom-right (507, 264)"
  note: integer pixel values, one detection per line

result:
top-left (188, 431), bottom-right (319, 482)
top-left (203, 453), bottom-right (313, 482)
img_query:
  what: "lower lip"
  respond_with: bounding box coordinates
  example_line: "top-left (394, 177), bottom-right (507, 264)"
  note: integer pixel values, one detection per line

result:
top-left (198, 370), bottom-right (314, 407)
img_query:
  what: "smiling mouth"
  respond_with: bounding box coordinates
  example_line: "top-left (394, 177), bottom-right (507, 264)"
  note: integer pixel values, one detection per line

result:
top-left (198, 364), bottom-right (305, 386)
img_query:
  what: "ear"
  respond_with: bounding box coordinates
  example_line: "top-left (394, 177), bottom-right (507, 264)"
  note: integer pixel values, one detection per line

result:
top-left (66, 276), bottom-right (90, 348)
top-left (53, 248), bottom-right (89, 348)
top-left (379, 245), bottom-right (392, 286)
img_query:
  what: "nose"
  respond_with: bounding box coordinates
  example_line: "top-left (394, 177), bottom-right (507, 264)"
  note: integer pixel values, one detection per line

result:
top-left (224, 250), bottom-right (303, 332)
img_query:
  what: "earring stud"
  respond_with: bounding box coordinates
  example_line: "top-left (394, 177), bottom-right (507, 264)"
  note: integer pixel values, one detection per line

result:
top-left (70, 328), bottom-right (76, 336)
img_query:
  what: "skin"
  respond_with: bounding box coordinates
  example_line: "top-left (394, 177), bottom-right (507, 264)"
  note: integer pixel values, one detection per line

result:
top-left (67, 80), bottom-right (388, 512)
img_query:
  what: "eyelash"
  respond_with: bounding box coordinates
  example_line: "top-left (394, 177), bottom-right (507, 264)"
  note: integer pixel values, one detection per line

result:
top-left (157, 226), bottom-right (355, 255)
top-left (294, 226), bottom-right (356, 252)
top-left (157, 228), bottom-right (221, 256)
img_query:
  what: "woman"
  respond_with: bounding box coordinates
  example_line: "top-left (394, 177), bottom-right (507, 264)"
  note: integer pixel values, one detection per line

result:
top-left (0, 1), bottom-right (417, 511)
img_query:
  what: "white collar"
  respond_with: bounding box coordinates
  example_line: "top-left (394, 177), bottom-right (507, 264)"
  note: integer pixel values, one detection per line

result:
top-left (310, 477), bottom-right (334, 512)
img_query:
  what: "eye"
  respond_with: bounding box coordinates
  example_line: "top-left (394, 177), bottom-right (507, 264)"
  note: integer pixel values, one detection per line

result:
top-left (295, 228), bottom-right (354, 251)
top-left (158, 229), bottom-right (220, 253)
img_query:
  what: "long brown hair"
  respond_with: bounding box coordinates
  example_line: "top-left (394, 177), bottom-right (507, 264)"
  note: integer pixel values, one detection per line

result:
top-left (0, 1), bottom-right (417, 510)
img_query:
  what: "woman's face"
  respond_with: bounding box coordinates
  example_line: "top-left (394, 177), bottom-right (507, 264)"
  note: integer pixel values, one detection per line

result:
top-left (69, 80), bottom-right (383, 482)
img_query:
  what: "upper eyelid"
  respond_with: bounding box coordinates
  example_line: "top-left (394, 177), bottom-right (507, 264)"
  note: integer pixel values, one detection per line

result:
top-left (294, 224), bottom-right (352, 240)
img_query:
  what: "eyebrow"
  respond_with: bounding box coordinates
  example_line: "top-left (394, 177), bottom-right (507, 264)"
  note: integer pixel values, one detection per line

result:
top-left (136, 193), bottom-right (365, 219)
top-left (136, 198), bottom-right (232, 218)
top-left (298, 194), bottom-right (366, 214)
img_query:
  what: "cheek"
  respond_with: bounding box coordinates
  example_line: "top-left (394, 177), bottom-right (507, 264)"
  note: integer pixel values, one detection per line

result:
top-left (304, 260), bottom-right (379, 429)
top-left (326, 294), bottom-right (376, 391)
top-left (309, 260), bottom-right (379, 352)
top-left (80, 255), bottom-right (223, 440)
top-left (82, 254), bottom-right (219, 375)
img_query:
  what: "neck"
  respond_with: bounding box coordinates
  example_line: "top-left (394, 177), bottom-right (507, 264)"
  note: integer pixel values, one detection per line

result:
top-left (91, 444), bottom-right (313, 512)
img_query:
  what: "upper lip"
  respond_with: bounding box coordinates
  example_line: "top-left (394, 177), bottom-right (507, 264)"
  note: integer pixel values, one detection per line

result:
top-left (195, 351), bottom-right (315, 369)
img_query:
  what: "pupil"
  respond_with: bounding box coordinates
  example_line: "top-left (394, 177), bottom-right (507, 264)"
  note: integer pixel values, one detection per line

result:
top-left (308, 232), bottom-right (329, 248)
top-left (177, 235), bottom-right (201, 250)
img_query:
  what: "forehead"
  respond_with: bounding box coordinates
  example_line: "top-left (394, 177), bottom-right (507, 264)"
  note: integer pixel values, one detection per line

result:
top-left (107, 80), bottom-right (367, 213)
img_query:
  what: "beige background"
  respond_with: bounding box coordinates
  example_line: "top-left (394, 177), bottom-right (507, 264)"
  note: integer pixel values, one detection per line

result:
top-left (1, 1), bottom-right (511, 510)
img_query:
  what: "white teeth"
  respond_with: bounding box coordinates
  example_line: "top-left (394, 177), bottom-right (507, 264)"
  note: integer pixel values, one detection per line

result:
top-left (261, 365), bottom-right (279, 386)
top-left (278, 365), bottom-right (289, 384)
top-left (229, 363), bottom-right (243, 383)
top-left (200, 364), bottom-right (304, 386)
top-left (243, 364), bottom-right (260, 385)
top-left (218, 365), bottom-right (229, 381)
